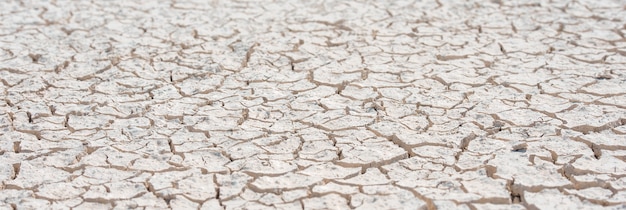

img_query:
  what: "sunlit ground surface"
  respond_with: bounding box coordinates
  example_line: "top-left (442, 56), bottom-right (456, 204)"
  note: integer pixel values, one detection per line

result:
top-left (1, 0), bottom-right (626, 209)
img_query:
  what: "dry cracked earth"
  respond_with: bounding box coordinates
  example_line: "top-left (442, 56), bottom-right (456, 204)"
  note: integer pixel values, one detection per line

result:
top-left (1, 0), bottom-right (626, 209)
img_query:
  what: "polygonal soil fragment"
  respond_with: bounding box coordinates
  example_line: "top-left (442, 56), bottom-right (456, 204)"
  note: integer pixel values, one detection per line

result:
top-left (249, 173), bottom-right (323, 193)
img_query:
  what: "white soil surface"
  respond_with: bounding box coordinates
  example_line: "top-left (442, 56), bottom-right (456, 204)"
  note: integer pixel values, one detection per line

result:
top-left (1, 0), bottom-right (626, 209)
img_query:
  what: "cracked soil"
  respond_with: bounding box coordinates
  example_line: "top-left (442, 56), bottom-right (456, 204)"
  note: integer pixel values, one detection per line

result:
top-left (1, 0), bottom-right (626, 209)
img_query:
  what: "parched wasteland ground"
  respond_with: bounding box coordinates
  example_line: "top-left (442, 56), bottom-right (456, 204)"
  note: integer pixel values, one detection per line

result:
top-left (0, 0), bottom-right (626, 209)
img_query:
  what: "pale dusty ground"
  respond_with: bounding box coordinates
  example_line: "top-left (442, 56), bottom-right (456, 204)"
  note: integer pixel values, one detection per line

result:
top-left (0, 0), bottom-right (625, 209)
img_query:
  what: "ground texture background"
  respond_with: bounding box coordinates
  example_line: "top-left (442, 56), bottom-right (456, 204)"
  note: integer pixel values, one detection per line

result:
top-left (1, 0), bottom-right (626, 209)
